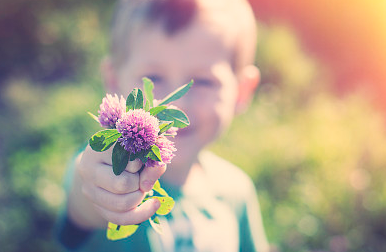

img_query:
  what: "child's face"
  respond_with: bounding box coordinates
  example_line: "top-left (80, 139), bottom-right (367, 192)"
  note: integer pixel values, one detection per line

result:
top-left (106, 17), bottom-right (251, 167)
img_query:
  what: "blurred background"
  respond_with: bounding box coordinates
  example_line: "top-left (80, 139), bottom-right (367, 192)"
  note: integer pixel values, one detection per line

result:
top-left (1, 0), bottom-right (386, 251)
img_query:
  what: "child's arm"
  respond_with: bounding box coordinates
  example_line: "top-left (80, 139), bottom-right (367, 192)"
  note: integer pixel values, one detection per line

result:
top-left (67, 145), bottom-right (165, 230)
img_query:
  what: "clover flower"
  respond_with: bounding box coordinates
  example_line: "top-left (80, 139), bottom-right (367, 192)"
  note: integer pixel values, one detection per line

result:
top-left (98, 94), bottom-right (126, 128)
top-left (146, 135), bottom-right (176, 167)
top-left (116, 109), bottom-right (160, 154)
top-left (89, 79), bottom-right (193, 241)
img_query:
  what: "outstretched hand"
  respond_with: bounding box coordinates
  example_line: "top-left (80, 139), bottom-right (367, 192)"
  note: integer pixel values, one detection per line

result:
top-left (76, 144), bottom-right (166, 226)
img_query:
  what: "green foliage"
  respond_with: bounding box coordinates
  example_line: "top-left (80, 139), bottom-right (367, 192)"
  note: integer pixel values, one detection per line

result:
top-left (129, 148), bottom-right (150, 163)
top-left (149, 216), bottom-right (163, 234)
top-left (157, 109), bottom-right (190, 128)
top-left (146, 145), bottom-right (162, 162)
top-left (126, 88), bottom-right (144, 110)
top-left (1, 80), bottom-right (102, 252)
top-left (112, 143), bottom-right (131, 176)
top-left (89, 129), bottom-right (121, 152)
top-left (149, 105), bottom-right (167, 116)
top-left (159, 121), bottom-right (174, 135)
top-left (106, 182), bottom-right (174, 240)
top-left (107, 223), bottom-right (139, 240)
top-left (158, 80), bottom-right (194, 106)
top-left (153, 196), bottom-right (175, 215)
top-left (0, 0), bottom-right (112, 84)
top-left (153, 180), bottom-right (169, 196)
top-left (143, 77), bottom-right (154, 107)
top-left (145, 98), bottom-right (151, 112)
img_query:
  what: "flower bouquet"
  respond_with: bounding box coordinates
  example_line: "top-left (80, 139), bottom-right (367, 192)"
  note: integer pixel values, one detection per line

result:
top-left (88, 77), bottom-right (193, 240)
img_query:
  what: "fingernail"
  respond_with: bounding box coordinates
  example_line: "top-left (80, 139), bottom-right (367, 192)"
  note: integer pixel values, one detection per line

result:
top-left (142, 180), bottom-right (154, 192)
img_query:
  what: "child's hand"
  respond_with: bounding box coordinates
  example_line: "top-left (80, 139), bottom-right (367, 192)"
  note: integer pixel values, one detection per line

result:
top-left (77, 145), bottom-right (166, 226)
top-left (74, 81), bottom-right (191, 237)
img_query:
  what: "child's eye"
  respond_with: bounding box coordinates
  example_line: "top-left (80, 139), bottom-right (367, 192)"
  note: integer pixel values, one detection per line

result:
top-left (194, 78), bottom-right (215, 87)
top-left (146, 74), bottom-right (164, 85)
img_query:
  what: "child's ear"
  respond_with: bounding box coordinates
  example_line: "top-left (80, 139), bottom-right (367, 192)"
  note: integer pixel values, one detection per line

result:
top-left (100, 57), bottom-right (118, 93)
top-left (236, 65), bottom-right (260, 114)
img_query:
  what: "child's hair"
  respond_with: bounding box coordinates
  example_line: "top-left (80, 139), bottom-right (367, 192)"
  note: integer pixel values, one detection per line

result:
top-left (109, 0), bottom-right (257, 74)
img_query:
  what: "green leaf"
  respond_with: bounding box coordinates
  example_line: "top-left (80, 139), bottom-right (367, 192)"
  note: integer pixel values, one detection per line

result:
top-left (126, 90), bottom-right (135, 110)
top-left (162, 133), bottom-right (175, 137)
top-left (112, 143), bottom-right (130, 175)
top-left (148, 216), bottom-right (163, 234)
top-left (158, 121), bottom-right (174, 135)
top-left (126, 88), bottom-right (144, 110)
top-left (141, 191), bottom-right (154, 204)
top-left (87, 112), bottom-right (99, 123)
top-left (136, 89), bottom-right (144, 109)
top-left (152, 216), bottom-right (160, 224)
top-left (143, 77), bottom-right (154, 107)
top-left (89, 129), bottom-right (122, 152)
top-left (158, 80), bottom-right (193, 106)
top-left (157, 109), bottom-right (190, 128)
top-left (129, 148), bottom-right (150, 164)
top-left (146, 145), bottom-right (162, 162)
top-left (145, 98), bottom-right (150, 112)
top-left (107, 222), bottom-right (139, 240)
top-left (152, 196), bottom-right (175, 215)
top-left (149, 105), bottom-right (167, 116)
top-left (152, 180), bottom-right (169, 196)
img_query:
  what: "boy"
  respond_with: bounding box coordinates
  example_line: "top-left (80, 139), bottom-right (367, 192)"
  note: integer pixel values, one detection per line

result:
top-left (57, 0), bottom-right (270, 251)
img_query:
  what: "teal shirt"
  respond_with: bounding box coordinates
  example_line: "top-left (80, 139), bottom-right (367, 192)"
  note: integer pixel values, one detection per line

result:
top-left (56, 151), bottom-right (269, 252)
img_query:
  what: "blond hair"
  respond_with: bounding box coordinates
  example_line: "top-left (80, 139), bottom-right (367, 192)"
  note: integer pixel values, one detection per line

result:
top-left (109, 0), bottom-right (257, 73)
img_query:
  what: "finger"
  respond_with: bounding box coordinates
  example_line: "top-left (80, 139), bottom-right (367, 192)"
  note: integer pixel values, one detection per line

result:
top-left (125, 158), bottom-right (143, 173)
top-left (80, 149), bottom-right (139, 194)
top-left (82, 184), bottom-right (145, 213)
top-left (87, 144), bottom-right (142, 172)
top-left (84, 144), bottom-right (114, 165)
top-left (84, 142), bottom-right (141, 174)
top-left (95, 198), bottom-right (161, 226)
top-left (93, 165), bottom-right (140, 194)
top-left (139, 163), bottom-right (167, 192)
top-left (77, 146), bottom-right (114, 183)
